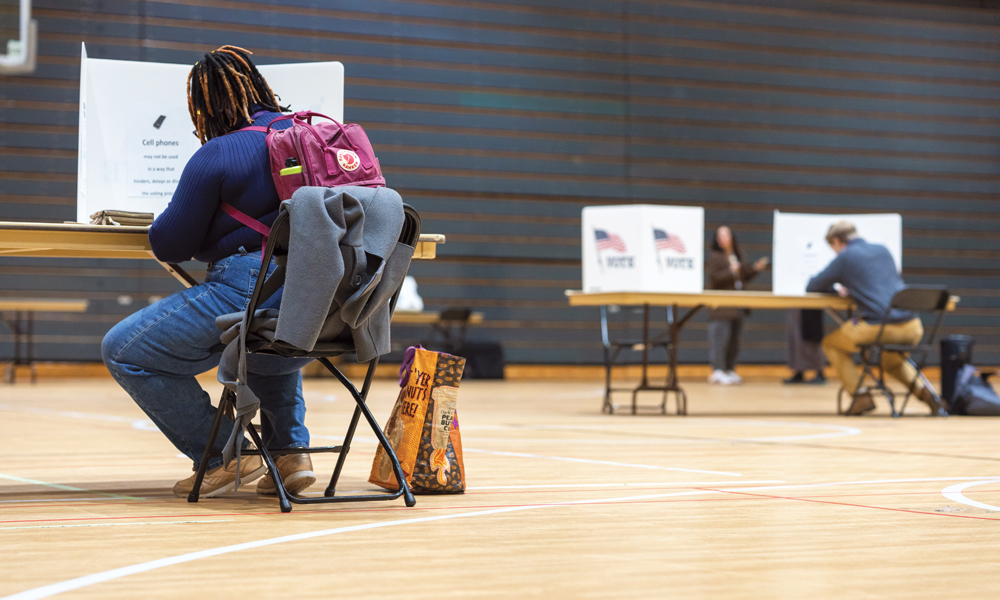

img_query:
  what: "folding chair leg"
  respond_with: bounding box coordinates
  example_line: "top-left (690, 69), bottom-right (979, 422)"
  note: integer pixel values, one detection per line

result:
top-left (188, 388), bottom-right (232, 503)
top-left (325, 357), bottom-right (378, 496)
top-left (900, 369), bottom-right (917, 415)
top-left (885, 391), bottom-right (898, 418)
top-left (896, 356), bottom-right (942, 416)
top-left (603, 346), bottom-right (623, 415)
top-left (246, 424), bottom-right (292, 513)
top-left (326, 404), bottom-right (361, 497)
top-left (320, 357), bottom-right (417, 508)
top-left (602, 346), bottom-right (613, 414)
top-left (875, 365), bottom-right (899, 418)
top-left (843, 349), bottom-right (899, 417)
top-left (902, 368), bottom-right (945, 417)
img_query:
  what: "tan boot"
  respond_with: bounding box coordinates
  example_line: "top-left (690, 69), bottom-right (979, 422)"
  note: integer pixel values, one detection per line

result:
top-left (257, 453), bottom-right (316, 496)
top-left (846, 390), bottom-right (877, 416)
top-left (917, 386), bottom-right (944, 414)
top-left (173, 456), bottom-right (266, 498)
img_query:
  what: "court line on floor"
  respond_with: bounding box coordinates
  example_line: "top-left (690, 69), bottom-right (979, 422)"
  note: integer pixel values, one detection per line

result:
top-left (0, 520), bottom-right (234, 531)
top-left (466, 480), bottom-right (782, 490)
top-left (479, 424), bottom-right (1000, 465)
top-left (317, 435), bottom-right (742, 476)
top-left (0, 498), bottom-right (131, 504)
top-left (298, 480), bottom-right (786, 497)
top-left (941, 479), bottom-right (1000, 512)
top-left (717, 420), bottom-right (861, 441)
top-left (0, 404), bottom-right (157, 432)
top-left (7, 477), bottom-right (999, 527)
top-left (0, 474), bottom-right (144, 501)
top-left (0, 488), bottom-right (728, 600)
top-left (459, 420), bottom-right (861, 442)
top-left (7, 476), bottom-right (1000, 599)
top-left (0, 404), bottom-right (857, 449)
top-left (709, 487), bottom-right (1000, 522)
top-left (456, 437), bottom-right (708, 445)
top-left (461, 448), bottom-right (742, 476)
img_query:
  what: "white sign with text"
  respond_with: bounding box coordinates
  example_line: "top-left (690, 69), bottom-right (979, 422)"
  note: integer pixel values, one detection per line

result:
top-left (772, 210), bottom-right (902, 296)
top-left (126, 102), bottom-right (200, 199)
top-left (582, 205), bottom-right (705, 293)
top-left (76, 44), bottom-right (344, 222)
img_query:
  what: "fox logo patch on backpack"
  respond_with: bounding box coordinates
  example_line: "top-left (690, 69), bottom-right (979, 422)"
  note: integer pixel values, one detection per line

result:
top-left (337, 149), bottom-right (361, 172)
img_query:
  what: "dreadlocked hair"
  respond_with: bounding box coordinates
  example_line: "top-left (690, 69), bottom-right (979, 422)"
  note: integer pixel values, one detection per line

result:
top-left (186, 46), bottom-right (286, 144)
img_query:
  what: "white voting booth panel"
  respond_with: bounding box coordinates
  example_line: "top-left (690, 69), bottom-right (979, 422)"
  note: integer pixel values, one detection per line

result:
top-left (582, 205), bottom-right (704, 293)
top-left (772, 211), bottom-right (902, 296)
top-left (76, 44), bottom-right (344, 223)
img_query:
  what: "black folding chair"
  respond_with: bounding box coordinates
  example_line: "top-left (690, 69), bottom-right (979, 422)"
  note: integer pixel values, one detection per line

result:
top-left (838, 285), bottom-right (950, 418)
top-left (188, 205), bottom-right (422, 512)
top-left (600, 305), bottom-right (680, 415)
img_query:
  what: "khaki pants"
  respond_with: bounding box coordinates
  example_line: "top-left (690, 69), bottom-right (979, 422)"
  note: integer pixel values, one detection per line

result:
top-left (821, 318), bottom-right (926, 395)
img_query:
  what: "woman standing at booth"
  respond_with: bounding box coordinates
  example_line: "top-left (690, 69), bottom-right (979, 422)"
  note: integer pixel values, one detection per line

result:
top-left (706, 226), bottom-right (768, 385)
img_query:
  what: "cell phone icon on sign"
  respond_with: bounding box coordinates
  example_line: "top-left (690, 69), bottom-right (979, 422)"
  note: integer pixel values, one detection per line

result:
top-left (153, 115), bottom-right (166, 129)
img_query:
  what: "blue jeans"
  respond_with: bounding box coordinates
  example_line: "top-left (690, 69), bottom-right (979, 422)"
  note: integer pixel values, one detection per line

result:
top-left (102, 251), bottom-right (311, 470)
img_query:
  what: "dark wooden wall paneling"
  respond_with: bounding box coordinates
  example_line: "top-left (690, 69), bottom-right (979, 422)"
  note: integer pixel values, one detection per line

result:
top-left (1, 0), bottom-right (998, 364)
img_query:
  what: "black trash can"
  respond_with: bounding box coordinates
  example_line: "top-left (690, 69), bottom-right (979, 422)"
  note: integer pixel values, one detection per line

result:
top-left (941, 335), bottom-right (974, 404)
top-left (463, 341), bottom-right (505, 379)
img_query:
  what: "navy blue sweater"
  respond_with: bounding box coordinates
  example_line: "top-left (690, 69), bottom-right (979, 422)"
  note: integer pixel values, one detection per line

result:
top-left (148, 111), bottom-right (291, 264)
top-left (806, 238), bottom-right (913, 323)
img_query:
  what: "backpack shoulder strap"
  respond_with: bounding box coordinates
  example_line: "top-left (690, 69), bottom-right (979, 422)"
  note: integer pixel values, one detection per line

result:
top-left (220, 202), bottom-right (271, 237)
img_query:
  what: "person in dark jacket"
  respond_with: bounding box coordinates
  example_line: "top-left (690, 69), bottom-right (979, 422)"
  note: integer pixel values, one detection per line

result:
top-left (784, 309), bottom-right (827, 385)
top-left (101, 47), bottom-right (315, 498)
top-left (705, 226), bottom-right (768, 384)
top-left (807, 221), bottom-right (941, 415)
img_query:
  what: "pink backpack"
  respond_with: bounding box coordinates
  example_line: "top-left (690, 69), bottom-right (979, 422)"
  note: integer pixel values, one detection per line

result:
top-left (221, 110), bottom-right (385, 247)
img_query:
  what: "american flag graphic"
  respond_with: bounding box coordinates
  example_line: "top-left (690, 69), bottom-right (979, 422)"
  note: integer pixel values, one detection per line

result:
top-left (653, 228), bottom-right (686, 253)
top-left (594, 229), bottom-right (627, 253)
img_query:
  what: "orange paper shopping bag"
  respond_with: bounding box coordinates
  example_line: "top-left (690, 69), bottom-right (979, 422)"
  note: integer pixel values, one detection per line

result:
top-left (370, 346), bottom-right (466, 494)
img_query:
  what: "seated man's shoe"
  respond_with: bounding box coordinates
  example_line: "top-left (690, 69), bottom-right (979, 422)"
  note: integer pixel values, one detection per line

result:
top-left (173, 456), bottom-right (266, 498)
top-left (257, 453), bottom-right (316, 496)
top-left (846, 391), bottom-right (877, 416)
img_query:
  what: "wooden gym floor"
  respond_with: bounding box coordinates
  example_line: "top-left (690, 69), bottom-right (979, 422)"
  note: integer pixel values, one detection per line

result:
top-left (1, 375), bottom-right (999, 599)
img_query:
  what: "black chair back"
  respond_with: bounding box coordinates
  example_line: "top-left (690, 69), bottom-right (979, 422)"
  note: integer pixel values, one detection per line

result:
top-left (400, 205), bottom-right (421, 248)
top-left (890, 286), bottom-right (950, 313)
top-left (878, 285), bottom-right (950, 345)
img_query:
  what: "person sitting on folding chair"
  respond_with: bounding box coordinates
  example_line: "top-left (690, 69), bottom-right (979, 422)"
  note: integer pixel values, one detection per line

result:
top-left (806, 221), bottom-right (942, 415)
top-left (102, 46), bottom-right (315, 498)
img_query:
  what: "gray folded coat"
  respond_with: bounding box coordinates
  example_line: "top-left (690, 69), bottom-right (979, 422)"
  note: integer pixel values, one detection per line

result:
top-left (216, 185), bottom-right (413, 477)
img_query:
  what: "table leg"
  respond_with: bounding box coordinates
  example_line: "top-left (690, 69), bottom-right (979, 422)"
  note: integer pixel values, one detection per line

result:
top-left (664, 304), bottom-right (702, 415)
top-left (27, 310), bottom-right (36, 384)
top-left (14, 310), bottom-right (25, 384)
top-left (824, 307), bottom-right (846, 325)
top-left (633, 304), bottom-right (651, 415)
top-left (1, 311), bottom-right (13, 384)
top-left (625, 304), bottom-right (701, 416)
top-left (668, 305), bottom-right (678, 391)
top-left (153, 258), bottom-right (198, 289)
top-left (5, 310), bottom-right (27, 384)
